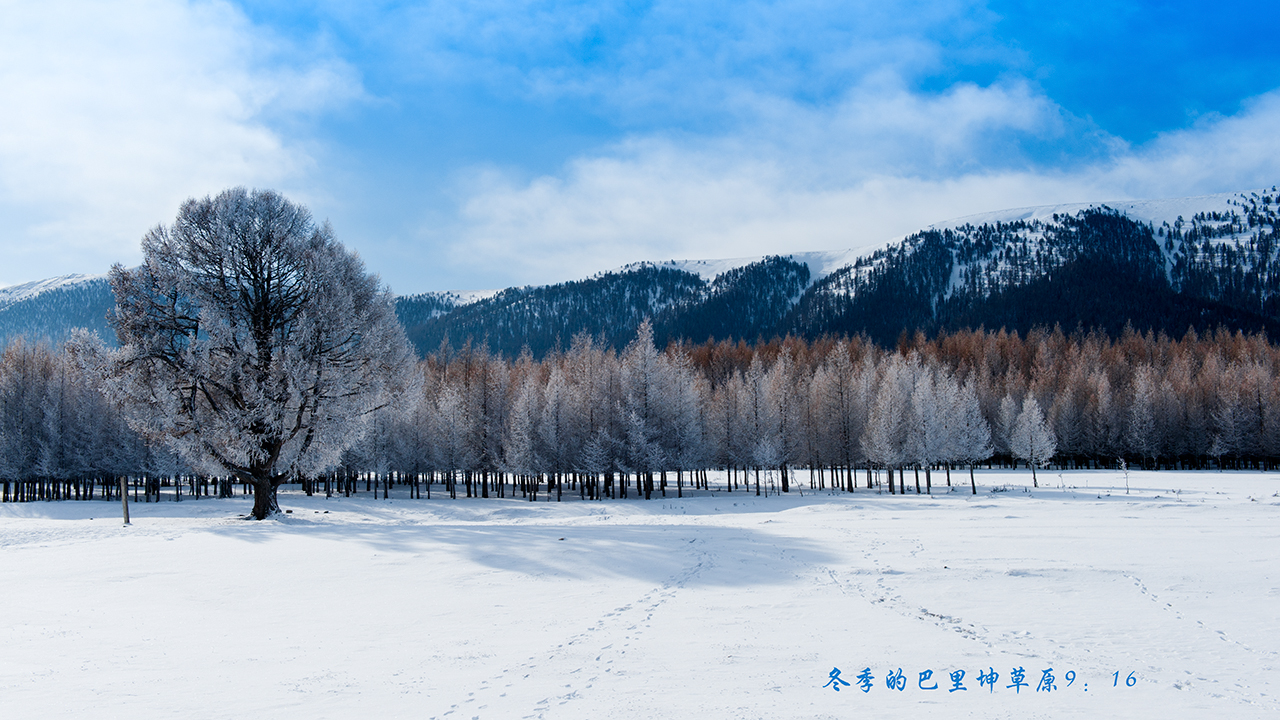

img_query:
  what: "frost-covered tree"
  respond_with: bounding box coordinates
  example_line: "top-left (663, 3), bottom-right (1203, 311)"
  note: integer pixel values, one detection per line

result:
top-left (104, 188), bottom-right (416, 519)
top-left (1083, 370), bottom-right (1121, 461)
top-left (1127, 365), bottom-right (1160, 467)
top-left (707, 369), bottom-right (746, 485)
top-left (0, 340), bottom-right (54, 482)
top-left (738, 353), bottom-right (778, 495)
top-left (434, 381), bottom-right (477, 494)
top-left (619, 320), bottom-right (669, 497)
top-left (503, 355), bottom-right (544, 479)
top-left (909, 364), bottom-right (954, 493)
top-left (862, 355), bottom-right (912, 493)
top-left (1210, 378), bottom-right (1245, 467)
top-left (764, 348), bottom-right (801, 492)
top-left (809, 345), bottom-right (865, 489)
top-left (1049, 360), bottom-right (1090, 465)
top-left (663, 349), bottom-right (709, 496)
top-left (539, 365), bottom-right (573, 474)
top-left (950, 380), bottom-right (992, 493)
top-left (995, 393), bottom-right (1020, 459)
top-left (1010, 395), bottom-right (1056, 486)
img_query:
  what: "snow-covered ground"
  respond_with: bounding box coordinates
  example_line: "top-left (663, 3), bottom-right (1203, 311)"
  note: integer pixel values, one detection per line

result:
top-left (1, 469), bottom-right (1276, 719)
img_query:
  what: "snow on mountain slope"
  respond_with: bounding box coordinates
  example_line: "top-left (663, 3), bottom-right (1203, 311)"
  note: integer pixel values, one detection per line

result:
top-left (929, 189), bottom-right (1276, 236)
top-left (613, 249), bottom-right (870, 287)
top-left (394, 288), bottom-right (500, 310)
top-left (5, 188), bottom-right (1276, 332)
top-left (0, 273), bottom-right (106, 309)
top-left (609, 188), bottom-right (1279, 291)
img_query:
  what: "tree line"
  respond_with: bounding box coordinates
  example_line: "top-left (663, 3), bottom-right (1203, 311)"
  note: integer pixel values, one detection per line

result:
top-left (7, 320), bottom-right (1276, 504)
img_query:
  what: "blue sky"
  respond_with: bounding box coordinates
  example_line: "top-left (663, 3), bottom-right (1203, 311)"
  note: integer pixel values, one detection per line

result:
top-left (2, 1), bottom-right (1279, 292)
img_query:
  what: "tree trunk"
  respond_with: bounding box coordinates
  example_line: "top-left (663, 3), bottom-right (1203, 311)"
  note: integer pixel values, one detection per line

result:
top-left (119, 476), bottom-right (130, 525)
top-left (249, 475), bottom-right (280, 520)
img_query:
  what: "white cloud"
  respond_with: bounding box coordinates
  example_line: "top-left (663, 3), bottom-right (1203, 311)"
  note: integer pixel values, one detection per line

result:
top-left (1106, 90), bottom-right (1280, 197)
top-left (0, 0), bottom-right (361, 285)
top-left (442, 81), bottom-right (1280, 288)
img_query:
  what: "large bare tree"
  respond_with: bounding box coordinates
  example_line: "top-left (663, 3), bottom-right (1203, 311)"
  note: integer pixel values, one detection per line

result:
top-left (106, 188), bottom-right (415, 519)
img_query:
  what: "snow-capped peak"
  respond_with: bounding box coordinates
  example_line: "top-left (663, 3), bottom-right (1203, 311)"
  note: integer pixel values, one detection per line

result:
top-left (0, 273), bottom-right (107, 309)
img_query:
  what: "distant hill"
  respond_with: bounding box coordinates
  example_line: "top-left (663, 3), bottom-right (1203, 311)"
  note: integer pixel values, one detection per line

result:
top-left (0, 274), bottom-right (115, 349)
top-left (5, 188), bottom-right (1278, 356)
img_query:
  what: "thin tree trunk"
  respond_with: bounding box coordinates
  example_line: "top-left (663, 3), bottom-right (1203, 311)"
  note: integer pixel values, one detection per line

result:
top-left (119, 476), bottom-right (130, 525)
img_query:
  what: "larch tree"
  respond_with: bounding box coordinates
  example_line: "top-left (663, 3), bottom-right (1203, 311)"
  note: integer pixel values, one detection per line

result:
top-left (1126, 364), bottom-right (1160, 468)
top-left (1083, 370), bottom-right (1121, 461)
top-left (503, 358), bottom-right (544, 481)
top-left (909, 364), bottom-right (954, 494)
top-left (862, 355), bottom-right (911, 493)
top-left (950, 379), bottom-right (993, 493)
top-left (739, 353), bottom-right (778, 495)
top-left (995, 393), bottom-right (1020, 460)
top-left (1210, 377), bottom-right (1245, 467)
top-left (1010, 395), bottom-right (1056, 486)
top-left (765, 348), bottom-right (801, 492)
top-left (103, 188), bottom-right (416, 519)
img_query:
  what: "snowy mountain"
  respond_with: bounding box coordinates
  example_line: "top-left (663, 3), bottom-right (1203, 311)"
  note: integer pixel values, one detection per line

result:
top-left (785, 189), bottom-right (1280, 344)
top-left (0, 273), bottom-right (106, 307)
top-left (0, 274), bottom-right (115, 348)
top-left (402, 188), bottom-right (1280, 355)
top-left (5, 187), bottom-right (1279, 356)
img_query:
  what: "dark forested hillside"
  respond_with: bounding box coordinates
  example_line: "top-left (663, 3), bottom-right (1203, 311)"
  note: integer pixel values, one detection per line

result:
top-left (397, 256), bottom-right (815, 358)
top-left (652, 256), bottom-right (810, 348)
top-left (787, 205), bottom-right (1280, 346)
top-left (8, 191), bottom-right (1280, 359)
top-left (0, 277), bottom-right (115, 348)
top-left (401, 265), bottom-right (709, 357)
top-left (408, 199), bottom-right (1280, 357)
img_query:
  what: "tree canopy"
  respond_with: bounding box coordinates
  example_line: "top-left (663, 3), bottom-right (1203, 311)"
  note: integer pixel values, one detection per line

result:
top-left (104, 188), bottom-right (415, 519)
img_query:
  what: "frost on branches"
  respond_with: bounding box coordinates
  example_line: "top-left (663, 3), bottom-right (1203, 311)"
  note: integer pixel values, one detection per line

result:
top-left (104, 188), bottom-right (416, 519)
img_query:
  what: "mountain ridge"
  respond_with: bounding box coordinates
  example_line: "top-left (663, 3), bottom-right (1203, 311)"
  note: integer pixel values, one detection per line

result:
top-left (3, 187), bottom-right (1277, 354)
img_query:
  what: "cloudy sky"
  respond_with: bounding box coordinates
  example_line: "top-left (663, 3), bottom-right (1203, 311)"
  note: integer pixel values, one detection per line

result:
top-left (2, 1), bottom-right (1279, 293)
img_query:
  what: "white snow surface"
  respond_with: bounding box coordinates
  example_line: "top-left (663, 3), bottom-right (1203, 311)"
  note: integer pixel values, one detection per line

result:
top-left (2, 469), bottom-right (1276, 719)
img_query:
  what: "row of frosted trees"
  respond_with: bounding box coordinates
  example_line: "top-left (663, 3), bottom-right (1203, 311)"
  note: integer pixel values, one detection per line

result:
top-left (4, 323), bottom-right (1280, 502)
top-left (0, 338), bottom-right (197, 502)
top-left (344, 323), bottom-right (1279, 499)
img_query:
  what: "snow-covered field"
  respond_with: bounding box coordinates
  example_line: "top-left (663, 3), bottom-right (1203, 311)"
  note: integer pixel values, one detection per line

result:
top-left (2, 470), bottom-right (1277, 719)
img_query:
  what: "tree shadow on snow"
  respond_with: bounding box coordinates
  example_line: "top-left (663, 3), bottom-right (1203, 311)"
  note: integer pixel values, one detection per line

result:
top-left (206, 516), bottom-right (839, 588)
